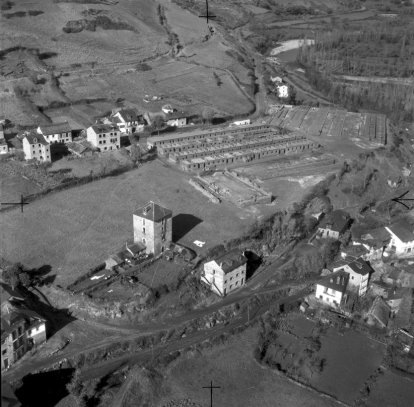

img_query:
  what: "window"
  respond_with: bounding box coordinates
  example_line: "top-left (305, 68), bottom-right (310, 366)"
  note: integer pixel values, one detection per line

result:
top-left (2, 349), bottom-right (6, 355)
top-left (236, 281), bottom-right (238, 286)
top-left (224, 280), bottom-right (227, 284)
top-left (18, 326), bottom-right (23, 336)
top-left (99, 141), bottom-right (102, 144)
top-left (351, 276), bottom-right (354, 280)
top-left (230, 285), bottom-right (233, 289)
top-left (241, 278), bottom-right (244, 285)
top-left (142, 238), bottom-right (146, 244)
top-left (319, 295), bottom-right (322, 300)
top-left (12, 331), bottom-right (17, 340)
top-left (143, 227), bottom-right (145, 234)
top-left (28, 329), bottom-right (32, 335)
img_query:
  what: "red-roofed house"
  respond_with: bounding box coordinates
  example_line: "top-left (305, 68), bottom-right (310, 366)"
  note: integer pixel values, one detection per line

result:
top-left (315, 270), bottom-right (349, 308)
top-left (133, 202), bottom-right (172, 256)
top-left (201, 250), bottom-right (247, 296)
top-left (385, 222), bottom-right (414, 257)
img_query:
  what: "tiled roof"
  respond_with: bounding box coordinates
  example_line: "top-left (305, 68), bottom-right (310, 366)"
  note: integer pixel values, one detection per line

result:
top-left (134, 201), bottom-right (172, 222)
top-left (90, 124), bottom-right (118, 133)
top-left (114, 109), bottom-right (146, 124)
top-left (318, 270), bottom-right (349, 293)
top-left (213, 249), bottom-right (247, 274)
top-left (385, 222), bottom-right (414, 243)
top-left (318, 210), bottom-right (350, 233)
top-left (24, 133), bottom-right (48, 146)
top-left (347, 258), bottom-right (373, 276)
top-left (38, 121), bottom-right (71, 135)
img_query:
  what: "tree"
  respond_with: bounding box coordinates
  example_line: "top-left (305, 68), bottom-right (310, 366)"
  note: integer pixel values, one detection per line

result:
top-left (151, 115), bottom-right (165, 136)
top-left (201, 107), bottom-right (215, 125)
top-left (3, 263), bottom-right (28, 289)
top-left (130, 144), bottom-right (142, 164)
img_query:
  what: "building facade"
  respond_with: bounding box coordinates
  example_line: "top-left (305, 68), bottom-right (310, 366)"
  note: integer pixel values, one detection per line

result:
top-left (37, 122), bottom-right (72, 144)
top-left (385, 223), bottom-right (414, 256)
top-left (133, 202), bottom-right (172, 256)
top-left (22, 133), bottom-right (51, 162)
top-left (0, 124), bottom-right (8, 154)
top-left (201, 250), bottom-right (247, 296)
top-left (315, 271), bottom-right (349, 307)
top-left (86, 124), bottom-right (120, 151)
top-left (111, 109), bottom-right (146, 134)
top-left (333, 257), bottom-right (371, 296)
top-left (317, 210), bottom-right (350, 240)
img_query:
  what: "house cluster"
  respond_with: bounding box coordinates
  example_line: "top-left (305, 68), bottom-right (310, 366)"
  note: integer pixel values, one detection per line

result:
top-left (3, 105), bottom-right (192, 164)
top-left (310, 208), bottom-right (414, 332)
top-left (1, 283), bottom-right (47, 371)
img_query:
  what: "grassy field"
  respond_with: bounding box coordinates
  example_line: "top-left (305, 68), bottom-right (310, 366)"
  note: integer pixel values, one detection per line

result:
top-left (157, 326), bottom-right (339, 407)
top-left (313, 328), bottom-right (386, 404)
top-left (0, 160), bottom-right (254, 286)
top-left (366, 370), bottom-right (414, 407)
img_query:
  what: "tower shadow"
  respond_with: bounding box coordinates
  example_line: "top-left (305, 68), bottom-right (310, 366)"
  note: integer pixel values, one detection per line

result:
top-left (172, 213), bottom-right (203, 242)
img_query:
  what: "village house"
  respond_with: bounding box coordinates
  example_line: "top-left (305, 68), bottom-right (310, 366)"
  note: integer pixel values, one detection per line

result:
top-left (315, 270), bottom-right (349, 308)
top-left (0, 124), bottom-right (8, 154)
top-left (201, 250), bottom-right (247, 296)
top-left (22, 132), bottom-right (51, 163)
top-left (352, 227), bottom-right (390, 261)
top-left (277, 84), bottom-right (289, 98)
top-left (86, 124), bottom-right (120, 151)
top-left (37, 121), bottom-right (72, 144)
top-left (332, 257), bottom-right (372, 296)
top-left (317, 210), bottom-right (350, 240)
top-left (164, 111), bottom-right (189, 127)
top-left (384, 222), bottom-right (414, 257)
top-left (111, 109), bottom-right (146, 134)
top-left (1, 284), bottom-right (46, 371)
top-left (66, 140), bottom-right (94, 158)
top-left (133, 202), bottom-right (172, 256)
top-left (105, 242), bottom-right (146, 269)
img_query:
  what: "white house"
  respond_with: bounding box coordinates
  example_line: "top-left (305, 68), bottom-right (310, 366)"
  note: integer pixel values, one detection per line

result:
top-left (315, 270), bottom-right (349, 308)
top-left (333, 257), bottom-right (372, 296)
top-left (86, 124), bottom-right (120, 151)
top-left (22, 133), bottom-right (51, 162)
top-left (162, 104), bottom-right (174, 114)
top-left (164, 112), bottom-right (188, 127)
top-left (270, 76), bottom-right (283, 83)
top-left (37, 122), bottom-right (72, 144)
top-left (277, 84), bottom-right (289, 98)
top-left (111, 109), bottom-right (146, 134)
top-left (230, 119), bottom-right (251, 127)
top-left (201, 250), bottom-right (247, 296)
top-left (317, 210), bottom-right (350, 240)
top-left (384, 222), bottom-right (414, 257)
top-left (0, 124), bottom-right (8, 154)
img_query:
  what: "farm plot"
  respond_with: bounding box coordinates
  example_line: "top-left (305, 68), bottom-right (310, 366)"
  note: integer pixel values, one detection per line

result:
top-left (311, 328), bottom-right (386, 404)
top-left (158, 326), bottom-right (339, 407)
top-left (0, 160), bottom-right (252, 286)
top-left (366, 370), bottom-right (414, 407)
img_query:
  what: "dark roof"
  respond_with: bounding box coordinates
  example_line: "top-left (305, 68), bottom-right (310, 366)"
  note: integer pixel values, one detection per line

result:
top-left (386, 222), bottom-right (414, 243)
top-left (212, 249), bottom-right (247, 274)
top-left (369, 296), bottom-right (390, 327)
top-left (1, 304), bottom-right (45, 340)
top-left (319, 210), bottom-right (350, 233)
top-left (38, 121), bottom-right (71, 135)
top-left (67, 141), bottom-right (94, 155)
top-left (165, 111), bottom-right (189, 121)
top-left (24, 132), bottom-right (48, 146)
top-left (134, 201), bottom-right (172, 222)
top-left (126, 242), bottom-right (146, 254)
top-left (318, 270), bottom-right (349, 293)
top-left (386, 287), bottom-right (405, 301)
top-left (347, 258), bottom-right (373, 276)
top-left (90, 124), bottom-right (118, 133)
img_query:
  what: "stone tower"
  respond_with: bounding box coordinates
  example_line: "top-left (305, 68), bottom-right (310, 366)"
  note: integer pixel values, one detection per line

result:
top-left (133, 201), bottom-right (172, 256)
